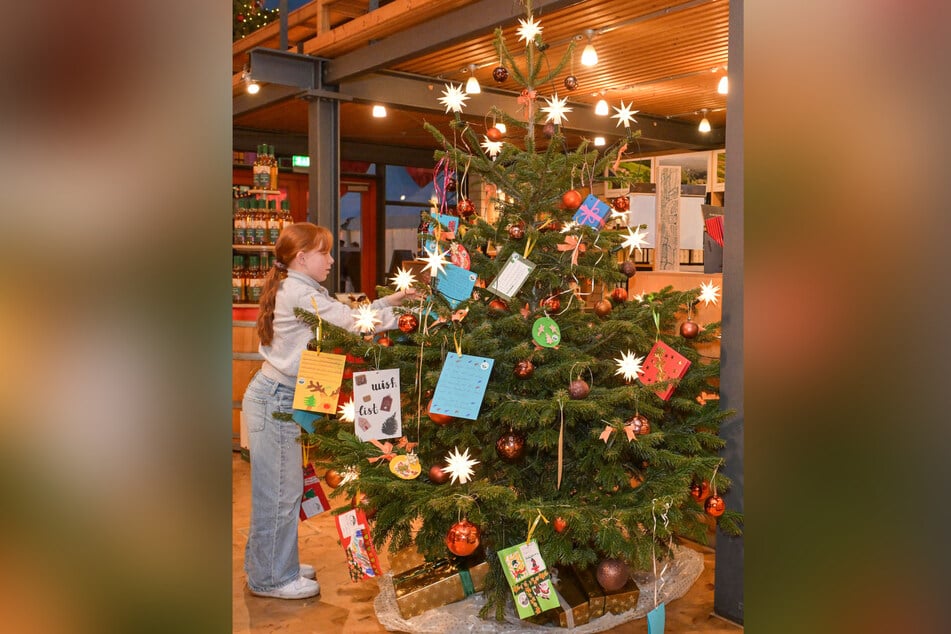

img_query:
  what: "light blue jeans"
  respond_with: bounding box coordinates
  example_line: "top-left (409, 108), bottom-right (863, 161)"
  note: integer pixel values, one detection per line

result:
top-left (242, 370), bottom-right (305, 592)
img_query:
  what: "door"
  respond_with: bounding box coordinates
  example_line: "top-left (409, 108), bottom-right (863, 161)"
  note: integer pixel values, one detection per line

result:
top-left (339, 178), bottom-right (378, 298)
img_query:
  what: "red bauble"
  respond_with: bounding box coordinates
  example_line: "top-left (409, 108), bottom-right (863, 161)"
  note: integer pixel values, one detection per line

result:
top-left (398, 313), bottom-right (419, 333)
top-left (323, 469), bottom-right (342, 489)
top-left (514, 359), bottom-right (535, 379)
top-left (351, 491), bottom-right (376, 520)
top-left (612, 195), bottom-right (630, 212)
top-left (496, 430), bottom-right (526, 462)
top-left (610, 287), bottom-right (628, 303)
top-left (553, 517), bottom-right (568, 533)
top-left (542, 295), bottom-right (561, 312)
top-left (429, 464), bottom-right (450, 484)
top-left (542, 122), bottom-right (556, 138)
top-left (445, 519), bottom-right (481, 556)
top-left (457, 198), bottom-right (476, 217)
top-left (629, 472), bottom-right (645, 488)
top-left (680, 320), bottom-right (700, 339)
top-left (568, 378), bottom-right (590, 400)
top-left (596, 558), bottom-right (630, 592)
top-left (628, 414), bottom-right (651, 436)
top-left (690, 480), bottom-right (711, 503)
top-left (508, 223), bottom-right (525, 240)
top-left (488, 298), bottom-right (508, 314)
top-left (492, 66), bottom-right (509, 83)
top-left (705, 495), bottom-right (726, 517)
top-left (561, 189), bottom-right (583, 211)
top-left (619, 260), bottom-right (637, 278)
top-left (427, 400), bottom-right (453, 426)
top-left (594, 299), bottom-right (613, 317)
top-left (446, 177), bottom-right (457, 192)
top-left (486, 126), bottom-right (504, 142)
top-left (377, 335), bottom-right (394, 347)
top-left (563, 75), bottom-right (578, 91)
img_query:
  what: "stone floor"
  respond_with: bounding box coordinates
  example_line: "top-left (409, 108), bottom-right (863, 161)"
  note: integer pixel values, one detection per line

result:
top-left (232, 453), bottom-right (742, 633)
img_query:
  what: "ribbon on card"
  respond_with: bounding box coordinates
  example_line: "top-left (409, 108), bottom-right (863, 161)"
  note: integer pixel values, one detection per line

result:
top-left (557, 235), bottom-right (586, 265)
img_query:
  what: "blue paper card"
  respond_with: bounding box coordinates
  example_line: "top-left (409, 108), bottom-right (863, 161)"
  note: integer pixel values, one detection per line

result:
top-left (430, 353), bottom-right (494, 420)
top-left (292, 409), bottom-right (324, 433)
top-left (433, 262), bottom-right (478, 308)
top-left (647, 603), bottom-right (666, 634)
top-left (572, 194), bottom-right (610, 229)
top-left (431, 212), bottom-right (460, 236)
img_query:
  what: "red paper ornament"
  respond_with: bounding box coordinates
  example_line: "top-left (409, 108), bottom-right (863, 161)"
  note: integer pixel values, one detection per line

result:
top-left (427, 400), bottom-right (453, 426)
top-left (514, 359), bottom-right (535, 379)
top-left (705, 495), bottom-right (726, 517)
top-left (496, 430), bottom-right (526, 462)
top-left (398, 313), bottom-right (419, 333)
top-left (610, 287), bottom-right (628, 303)
top-left (612, 195), bottom-right (630, 212)
top-left (553, 517), bottom-right (568, 533)
top-left (445, 519), bottom-right (481, 556)
top-left (594, 299), bottom-right (613, 317)
top-left (596, 558), bottom-right (629, 592)
top-left (690, 480), bottom-right (711, 503)
top-left (680, 320), bottom-right (700, 339)
top-left (561, 189), bottom-right (583, 211)
top-left (429, 464), bottom-right (450, 484)
top-left (486, 126), bottom-right (503, 142)
top-left (568, 378), bottom-right (590, 400)
top-left (323, 469), bottom-right (342, 489)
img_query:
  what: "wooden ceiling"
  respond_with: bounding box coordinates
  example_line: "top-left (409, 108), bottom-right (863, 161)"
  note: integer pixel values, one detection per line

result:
top-left (233, 0), bottom-right (729, 156)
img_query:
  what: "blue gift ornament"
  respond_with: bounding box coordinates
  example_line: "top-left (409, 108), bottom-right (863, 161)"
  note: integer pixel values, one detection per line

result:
top-left (572, 194), bottom-right (610, 229)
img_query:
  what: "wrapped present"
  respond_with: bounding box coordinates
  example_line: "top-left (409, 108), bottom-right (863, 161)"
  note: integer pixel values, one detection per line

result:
top-left (572, 194), bottom-right (611, 229)
top-left (388, 544), bottom-right (427, 577)
top-left (603, 575), bottom-right (641, 614)
top-left (571, 564), bottom-right (607, 618)
top-left (528, 566), bottom-right (591, 627)
top-left (393, 557), bottom-right (489, 619)
top-left (638, 340), bottom-right (691, 401)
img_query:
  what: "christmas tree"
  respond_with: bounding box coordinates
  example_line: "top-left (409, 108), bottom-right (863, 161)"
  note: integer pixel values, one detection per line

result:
top-left (233, 1), bottom-right (279, 41)
top-left (292, 2), bottom-right (741, 622)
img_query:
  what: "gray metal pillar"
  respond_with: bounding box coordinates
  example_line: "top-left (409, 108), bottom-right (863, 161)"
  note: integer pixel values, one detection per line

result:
top-left (306, 93), bottom-right (341, 294)
top-left (714, 0), bottom-right (744, 624)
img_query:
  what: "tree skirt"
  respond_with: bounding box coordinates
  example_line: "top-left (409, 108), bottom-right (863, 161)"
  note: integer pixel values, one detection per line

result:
top-left (374, 544), bottom-right (703, 633)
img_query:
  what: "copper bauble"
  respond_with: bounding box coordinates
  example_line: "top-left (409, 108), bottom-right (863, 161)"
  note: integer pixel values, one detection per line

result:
top-left (612, 195), bottom-right (630, 212)
top-left (488, 298), bottom-right (509, 314)
top-left (457, 198), bottom-right (476, 217)
top-left (446, 177), bottom-right (457, 192)
top-left (508, 224), bottom-right (525, 240)
top-left (445, 519), bottom-right (481, 556)
top-left (351, 491), bottom-right (376, 520)
top-left (629, 472), bottom-right (645, 488)
top-left (496, 430), bottom-right (526, 462)
top-left (542, 295), bottom-right (561, 312)
top-left (429, 464), bottom-right (450, 484)
top-left (596, 558), bottom-right (630, 592)
top-left (542, 122), bottom-right (556, 138)
top-left (553, 517), bottom-right (568, 533)
top-left (323, 469), bottom-right (342, 489)
top-left (690, 480), bottom-right (711, 503)
top-left (568, 378), bottom-right (590, 400)
top-left (492, 66), bottom-right (509, 83)
top-left (563, 75), bottom-right (578, 91)
top-left (377, 335), bottom-right (394, 347)
top-left (619, 260), bottom-right (637, 278)
top-left (628, 413), bottom-right (651, 436)
top-left (398, 313), bottom-right (419, 333)
top-left (680, 320), bottom-right (700, 339)
top-left (427, 400), bottom-right (453, 426)
top-left (561, 189), bottom-right (583, 211)
top-left (594, 299), bottom-right (613, 317)
top-left (705, 495), bottom-right (726, 517)
top-left (514, 359), bottom-right (535, 379)
top-left (486, 126), bottom-right (504, 142)
top-left (610, 287), bottom-right (628, 303)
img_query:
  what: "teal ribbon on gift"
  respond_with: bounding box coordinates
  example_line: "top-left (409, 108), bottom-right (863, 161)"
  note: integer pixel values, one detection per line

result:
top-left (459, 568), bottom-right (475, 597)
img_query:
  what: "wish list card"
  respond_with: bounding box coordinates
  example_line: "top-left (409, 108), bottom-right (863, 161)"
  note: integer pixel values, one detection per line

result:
top-left (487, 252), bottom-right (536, 301)
top-left (429, 354), bottom-right (494, 420)
top-left (433, 262), bottom-right (478, 309)
top-left (351, 368), bottom-right (401, 441)
top-left (293, 350), bottom-right (347, 413)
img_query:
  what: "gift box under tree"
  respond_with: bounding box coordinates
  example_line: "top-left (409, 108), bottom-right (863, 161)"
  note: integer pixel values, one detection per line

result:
top-left (392, 556), bottom-right (490, 619)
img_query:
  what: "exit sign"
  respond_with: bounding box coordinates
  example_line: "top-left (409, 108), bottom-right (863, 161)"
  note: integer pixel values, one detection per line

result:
top-left (292, 155), bottom-right (310, 167)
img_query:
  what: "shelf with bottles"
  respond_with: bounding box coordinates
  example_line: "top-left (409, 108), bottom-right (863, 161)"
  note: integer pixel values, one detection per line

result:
top-left (232, 251), bottom-right (274, 305)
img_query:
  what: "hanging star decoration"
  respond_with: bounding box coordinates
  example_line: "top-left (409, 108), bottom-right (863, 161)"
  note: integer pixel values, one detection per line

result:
top-left (620, 226), bottom-right (649, 254)
top-left (698, 280), bottom-right (721, 306)
top-left (390, 267), bottom-right (417, 292)
top-left (542, 94), bottom-right (572, 125)
top-left (609, 207), bottom-right (629, 224)
top-left (559, 220), bottom-right (579, 233)
top-left (614, 350), bottom-right (646, 382)
top-left (421, 244), bottom-right (450, 278)
top-left (438, 83), bottom-right (470, 113)
top-left (611, 101), bottom-right (639, 128)
top-left (339, 466), bottom-right (360, 486)
top-left (633, 292), bottom-right (646, 303)
top-left (337, 398), bottom-right (355, 423)
top-left (443, 446), bottom-right (479, 484)
top-left (352, 303), bottom-right (382, 334)
top-left (516, 14), bottom-right (543, 44)
top-left (481, 135), bottom-right (503, 158)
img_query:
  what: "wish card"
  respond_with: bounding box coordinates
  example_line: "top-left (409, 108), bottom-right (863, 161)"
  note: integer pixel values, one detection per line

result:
top-left (497, 540), bottom-right (560, 618)
top-left (429, 353), bottom-right (494, 420)
top-left (351, 368), bottom-right (401, 441)
top-left (487, 252), bottom-right (536, 301)
top-left (433, 262), bottom-right (478, 309)
top-left (293, 350), bottom-right (347, 413)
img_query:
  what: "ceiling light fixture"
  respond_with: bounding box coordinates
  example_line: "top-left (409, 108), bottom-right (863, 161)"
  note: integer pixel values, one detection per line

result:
top-left (372, 104), bottom-right (387, 118)
top-left (581, 29), bottom-right (598, 67)
top-left (594, 91), bottom-right (609, 116)
top-left (243, 69), bottom-right (260, 95)
top-left (465, 64), bottom-right (481, 94)
top-left (717, 75), bottom-right (729, 94)
top-left (594, 136), bottom-right (606, 146)
top-left (698, 108), bottom-right (711, 133)
top-left (495, 122), bottom-right (507, 134)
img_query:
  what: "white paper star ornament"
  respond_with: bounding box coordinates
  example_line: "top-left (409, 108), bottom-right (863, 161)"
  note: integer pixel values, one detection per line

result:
top-left (614, 350), bottom-right (646, 382)
top-left (698, 280), bottom-right (721, 306)
top-left (443, 446), bottom-right (479, 484)
top-left (542, 94), bottom-right (572, 125)
top-left (611, 101), bottom-right (639, 128)
top-left (516, 15), bottom-right (543, 44)
top-left (438, 83), bottom-right (470, 113)
top-left (390, 267), bottom-right (417, 292)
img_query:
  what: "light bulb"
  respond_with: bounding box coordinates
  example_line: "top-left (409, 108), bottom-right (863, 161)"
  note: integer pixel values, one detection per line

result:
top-left (465, 75), bottom-right (481, 94)
top-left (595, 99), bottom-right (609, 116)
top-left (581, 43), bottom-right (598, 66)
top-left (246, 81), bottom-right (260, 95)
top-left (495, 122), bottom-right (507, 134)
top-left (698, 116), bottom-right (711, 133)
top-left (717, 75), bottom-right (729, 94)
top-left (594, 136), bottom-right (606, 146)
top-left (372, 104), bottom-right (387, 118)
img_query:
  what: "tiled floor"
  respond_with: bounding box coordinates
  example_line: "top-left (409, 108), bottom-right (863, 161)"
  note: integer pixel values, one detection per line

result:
top-left (232, 453), bottom-right (742, 633)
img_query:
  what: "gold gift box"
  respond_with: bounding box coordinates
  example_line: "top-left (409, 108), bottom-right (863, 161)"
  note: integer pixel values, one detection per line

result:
top-left (527, 566), bottom-right (591, 627)
top-left (571, 565), bottom-right (607, 618)
top-left (602, 575), bottom-right (640, 614)
top-left (388, 545), bottom-right (427, 577)
top-left (392, 558), bottom-right (489, 619)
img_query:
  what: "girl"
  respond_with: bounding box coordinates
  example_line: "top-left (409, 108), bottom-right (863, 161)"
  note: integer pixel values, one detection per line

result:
top-left (242, 222), bottom-right (416, 599)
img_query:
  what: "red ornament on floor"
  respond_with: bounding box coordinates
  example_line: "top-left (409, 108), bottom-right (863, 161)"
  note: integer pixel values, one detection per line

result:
top-left (323, 469), bottom-right (342, 489)
top-left (445, 519), bottom-right (481, 556)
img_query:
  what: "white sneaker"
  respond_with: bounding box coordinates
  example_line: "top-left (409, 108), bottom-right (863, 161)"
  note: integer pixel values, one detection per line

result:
top-left (299, 563), bottom-right (316, 579)
top-left (250, 576), bottom-right (321, 599)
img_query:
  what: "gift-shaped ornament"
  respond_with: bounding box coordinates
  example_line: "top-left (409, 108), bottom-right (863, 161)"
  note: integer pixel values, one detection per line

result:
top-left (572, 194), bottom-right (611, 229)
top-left (638, 340), bottom-right (691, 401)
top-left (299, 463), bottom-right (331, 521)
